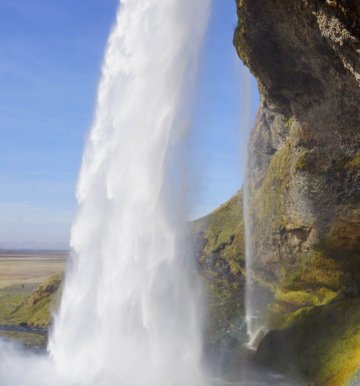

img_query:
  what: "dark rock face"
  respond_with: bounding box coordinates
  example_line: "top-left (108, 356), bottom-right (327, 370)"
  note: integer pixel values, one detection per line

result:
top-left (234, 0), bottom-right (360, 318)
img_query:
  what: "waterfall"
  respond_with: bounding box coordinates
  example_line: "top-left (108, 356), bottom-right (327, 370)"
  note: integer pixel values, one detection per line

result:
top-left (243, 168), bottom-right (265, 346)
top-left (0, 1), bottom-right (302, 384)
top-left (243, 173), bottom-right (254, 341)
top-left (238, 66), bottom-right (259, 345)
top-left (47, 0), bottom-right (210, 385)
top-left (243, 119), bottom-right (268, 348)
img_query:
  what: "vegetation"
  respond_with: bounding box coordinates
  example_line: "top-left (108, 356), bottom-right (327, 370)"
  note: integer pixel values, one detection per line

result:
top-left (193, 191), bottom-right (245, 265)
top-left (257, 299), bottom-right (360, 386)
top-left (0, 274), bottom-right (63, 327)
top-left (192, 191), bottom-right (246, 347)
top-left (0, 330), bottom-right (46, 348)
top-left (195, 184), bottom-right (360, 384)
top-left (0, 288), bottom-right (32, 324)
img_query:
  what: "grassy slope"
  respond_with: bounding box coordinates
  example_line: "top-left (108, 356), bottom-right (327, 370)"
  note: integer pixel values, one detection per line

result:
top-left (0, 274), bottom-right (63, 327)
top-left (193, 190), bottom-right (245, 276)
top-left (193, 191), bottom-right (246, 347)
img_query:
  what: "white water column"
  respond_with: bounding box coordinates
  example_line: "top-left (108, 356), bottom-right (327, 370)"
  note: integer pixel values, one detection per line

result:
top-left (49, 1), bottom-right (210, 385)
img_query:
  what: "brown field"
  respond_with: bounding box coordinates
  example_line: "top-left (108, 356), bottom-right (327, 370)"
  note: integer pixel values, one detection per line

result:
top-left (0, 250), bottom-right (68, 290)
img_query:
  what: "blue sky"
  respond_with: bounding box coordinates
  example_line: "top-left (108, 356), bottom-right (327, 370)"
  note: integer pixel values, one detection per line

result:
top-left (0, 0), bottom-right (259, 249)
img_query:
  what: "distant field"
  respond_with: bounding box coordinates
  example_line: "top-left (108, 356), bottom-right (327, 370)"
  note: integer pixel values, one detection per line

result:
top-left (0, 250), bottom-right (68, 290)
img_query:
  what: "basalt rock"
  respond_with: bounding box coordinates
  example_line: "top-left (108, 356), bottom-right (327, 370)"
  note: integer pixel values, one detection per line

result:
top-left (234, 0), bottom-right (360, 319)
top-left (234, 0), bottom-right (360, 383)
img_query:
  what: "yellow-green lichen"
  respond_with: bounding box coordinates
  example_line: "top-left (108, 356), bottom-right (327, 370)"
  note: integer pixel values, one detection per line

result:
top-left (295, 149), bottom-right (315, 171)
top-left (280, 250), bottom-right (344, 291)
top-left (259, 300), bottom-right (360, 385)
top-left (285, 117), bottom-right (297, 130)
top-left (275, 287), bottom-right (337, 308)
top-left (252, 141), bottom-right (292, 237)
top-left (290, 300), bottom-right (360, 385)
top-left (346, 154), bottom-right (360, 169)
top-left (331, 154), bottom-right (360, 171)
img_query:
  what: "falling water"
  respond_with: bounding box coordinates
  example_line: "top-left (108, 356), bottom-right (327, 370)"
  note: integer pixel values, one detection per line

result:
top-left (243, 125), bottom-right (269, 348)
top-left (243, 121), bottom-right (268, 347)
top-left (47, 0), bottom-right (210, 385)
top-left (236, 65), bottom-right (259, 345)
top-left (243, 169), bottom-right (257, 343)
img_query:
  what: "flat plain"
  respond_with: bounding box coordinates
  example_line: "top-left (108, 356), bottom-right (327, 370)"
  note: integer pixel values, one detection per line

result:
top-left (0, 250), bottom-right (67, 290)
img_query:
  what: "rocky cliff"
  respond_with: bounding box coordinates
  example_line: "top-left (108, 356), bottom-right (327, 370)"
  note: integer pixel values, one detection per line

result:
top-left (233, 0), bottom-right (360, 384)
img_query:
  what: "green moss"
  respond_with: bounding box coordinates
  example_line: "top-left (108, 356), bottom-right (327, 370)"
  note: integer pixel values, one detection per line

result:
top-left (242, 139), bottom-right (298, 321)
top-left (247, 143), bottom-right (291, 280)
top-left (267, 248), bottom-right (345, 332)
top-left (248, 140), bottom-right (292, 287)
top-left (290, 300), bottom-right (360, 385)
top-left (280, 249), bottom-right (344, 290)
top-left (193, 191), bottom-right (245, 283)
top-left (275, 287), bottom-right (337, 308)
top-left (204, 279), bottom-right (245, 347)
top-left (193, 191), bottom-right (246, 347)
top-left (257, 300), bottom-right (360, 385)
top-left (275, 306), bottom-right (313, 329)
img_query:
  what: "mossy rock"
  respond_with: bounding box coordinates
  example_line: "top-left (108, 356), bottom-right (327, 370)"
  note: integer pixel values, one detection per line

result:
top-left (255, 299), bottom-right (360, 385)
